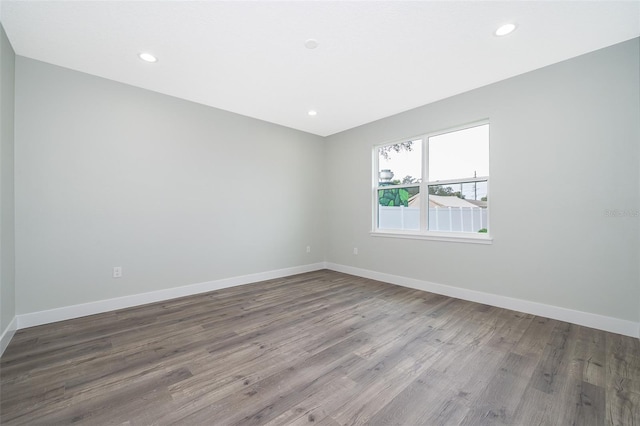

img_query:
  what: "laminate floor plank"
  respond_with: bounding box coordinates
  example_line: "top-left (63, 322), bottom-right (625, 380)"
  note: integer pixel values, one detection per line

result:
top-left (2, 269), bottom-right (638, 425)
top-left (458, 352), bottom-right (538, 425)
top-left (331, 340), bottom-right (442, 426)
top-left (606, 332), bottom-right (640, 425)
top-left (572, 326), bottom-right (607, 387)
top-left (511, 316), bottom-right (557, 358)
top-left (168, 338), bottom-right (311, 403)
top-left (262, 375), bottom-right (358, 426)
top-left (164, 335), bottom-right (370, 425)
top-left (528, 321), bottom-right (577, 395)
top-left (510, 384), bottom-right (562, 425)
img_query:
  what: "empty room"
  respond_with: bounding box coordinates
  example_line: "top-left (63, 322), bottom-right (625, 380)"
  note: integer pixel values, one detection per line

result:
top-left (1, 1), bottom-right (639, 425)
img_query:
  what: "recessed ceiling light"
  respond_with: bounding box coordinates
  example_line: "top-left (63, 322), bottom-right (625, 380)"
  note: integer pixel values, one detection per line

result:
top-left (138, 52), bottom-right (158, 63)
top-left (304, 39), bottom-right (319, 49)
top-left (308, 110), bottom-right (317, 116)
top-left (495, 23), bottom-right (517, 37)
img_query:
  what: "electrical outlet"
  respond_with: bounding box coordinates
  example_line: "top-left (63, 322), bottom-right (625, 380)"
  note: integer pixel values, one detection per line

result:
top-left (353, 247), bottom-right (358, 255)
top-left (113, 266), bottom-right (122, 278)
top-left (306, 246), bottom-right (311, 253)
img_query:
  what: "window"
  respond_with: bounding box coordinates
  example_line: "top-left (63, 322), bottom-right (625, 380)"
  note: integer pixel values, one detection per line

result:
top-left (373, 122), bottom-right (490, 243)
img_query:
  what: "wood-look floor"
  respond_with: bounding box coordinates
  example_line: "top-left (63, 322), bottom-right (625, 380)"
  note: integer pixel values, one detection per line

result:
top-left (1, 270), bottom-right (639, 425)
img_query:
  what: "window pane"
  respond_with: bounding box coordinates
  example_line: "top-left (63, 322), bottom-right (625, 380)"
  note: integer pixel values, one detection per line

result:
top-left (378, 139), bottom-right (422, 185)
top-left (461, 181), bottom-right (487, 202)
top-left (428, 181), bottom-right (488, 233)
top-left (377, 186), bottom-right (420, 230)
top-left (428, 124), bottom-right (488, 182)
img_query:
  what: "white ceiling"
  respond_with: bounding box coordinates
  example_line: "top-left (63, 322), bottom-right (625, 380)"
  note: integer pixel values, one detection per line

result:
top-left (1, 1), bottom-right (639, 137)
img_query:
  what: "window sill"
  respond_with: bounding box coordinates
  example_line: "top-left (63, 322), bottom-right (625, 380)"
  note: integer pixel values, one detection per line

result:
top-left (370, 230), bottom-right (493, 245)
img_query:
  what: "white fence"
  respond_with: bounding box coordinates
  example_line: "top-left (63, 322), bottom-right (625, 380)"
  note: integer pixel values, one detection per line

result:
top-left (379, 206), bottom-right (487, 233)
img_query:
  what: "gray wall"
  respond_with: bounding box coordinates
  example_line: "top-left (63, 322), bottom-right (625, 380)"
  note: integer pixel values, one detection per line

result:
top-left (8, 37), bottom-right (640, 327)
top-left (325, 38), bottom-right (640, 323)
top-left (14, 57), bottom-right (326, 314)
top-left (1, 23), bottom-right (15, 337)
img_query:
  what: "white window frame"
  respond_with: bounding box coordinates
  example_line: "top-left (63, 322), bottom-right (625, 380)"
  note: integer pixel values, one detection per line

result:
top-left (371, 121), bottom-right (492, 244)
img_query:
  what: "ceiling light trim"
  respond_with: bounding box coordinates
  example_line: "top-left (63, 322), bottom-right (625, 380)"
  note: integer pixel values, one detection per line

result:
top-left (495, 23), bottom-right (517, 37)
top-left (138, 52), bottom-right (158, 63)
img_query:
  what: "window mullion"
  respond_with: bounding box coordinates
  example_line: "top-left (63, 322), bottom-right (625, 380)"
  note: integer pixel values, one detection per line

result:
top-left (426, 176), bottom-right (489, 186)
top-left (372, 147), bottom-right (379, 232)
top-left (421, 137), bottom-right (429, 232)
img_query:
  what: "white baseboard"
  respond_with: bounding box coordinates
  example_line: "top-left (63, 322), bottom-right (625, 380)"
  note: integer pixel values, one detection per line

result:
top-left (326, 262), bottom-right (640, 339)
top-left (9, 261), bottom-right (639, 343)
top-left (16, 263), bottom-right (326, 330)
top-left (1, 316), bottom-right (17, 357)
